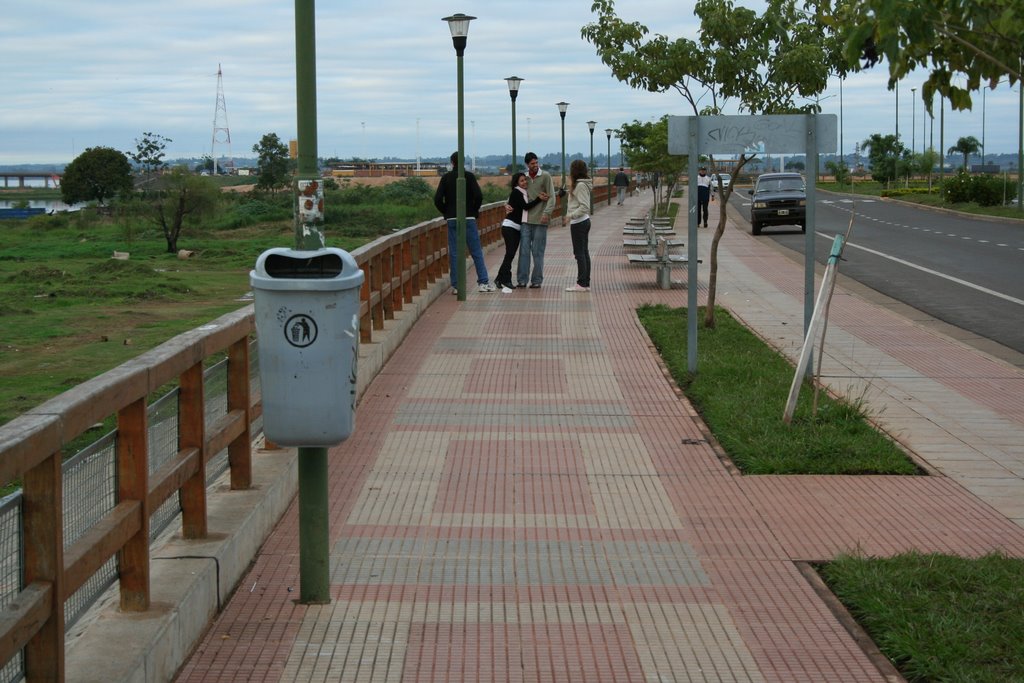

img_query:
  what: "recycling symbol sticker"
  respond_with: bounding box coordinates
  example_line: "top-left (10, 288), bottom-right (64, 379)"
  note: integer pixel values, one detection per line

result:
top-left (285, 314), bottom-right (318, 348)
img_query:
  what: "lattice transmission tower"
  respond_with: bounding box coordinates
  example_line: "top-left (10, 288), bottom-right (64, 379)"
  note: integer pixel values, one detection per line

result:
top-left (211, 64), bottom-right (234, 174)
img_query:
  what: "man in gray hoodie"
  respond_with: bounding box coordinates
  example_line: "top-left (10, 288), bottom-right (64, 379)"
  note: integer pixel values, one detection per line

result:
top-left (516, 152), bottom-right (557, 289)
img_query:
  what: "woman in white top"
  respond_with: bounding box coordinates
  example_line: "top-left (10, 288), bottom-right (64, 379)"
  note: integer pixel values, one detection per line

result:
top-left (496, 172), bottom-right (546, 291)
top-left (565, 159), bottom-right (593, 292)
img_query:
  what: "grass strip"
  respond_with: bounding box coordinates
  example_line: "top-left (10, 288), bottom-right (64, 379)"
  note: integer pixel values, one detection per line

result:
top-left (821, 552), bottom-right (1024, 682)
top-left (637, 304), bottom-right (917, 474)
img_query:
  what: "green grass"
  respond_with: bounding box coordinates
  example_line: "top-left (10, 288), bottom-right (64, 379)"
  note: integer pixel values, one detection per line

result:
top-left (820, 180), bottom-right (1024, 221)
top-left (637, 304), bottom-right (917, 474)
top-left (821, 552), bottom-right (1024, 682)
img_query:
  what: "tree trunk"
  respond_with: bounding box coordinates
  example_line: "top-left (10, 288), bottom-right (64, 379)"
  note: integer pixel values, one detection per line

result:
top-left (703, 155), bottom-right (752, 329)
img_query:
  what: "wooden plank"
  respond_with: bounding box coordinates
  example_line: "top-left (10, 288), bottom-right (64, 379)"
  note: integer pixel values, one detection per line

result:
top-left (63, 501), bottom-right (141, 596)
top-left (22, 452), bottom-right (64, 680)
top-left (117, 398), bottom-right (150, 611)
top-left (178, 363), bottom-right (207, 539)
top-left (227, 339), bottom-right (252, 490)
top-left (148, 447), bottom-right (202, 512)
top-left (0, 582), bottom-right (51, 668)
top-left (207, 411), bottom-right (245, 464)
top-left (0, 413), bottom-right (61, 487)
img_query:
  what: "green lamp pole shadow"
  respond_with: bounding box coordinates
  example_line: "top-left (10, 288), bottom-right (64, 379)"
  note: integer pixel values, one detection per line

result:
top-left (557, 102), bottom-right (569, 218)
top-left (587, 120), bottom-right (596, 214)
top-left (294, 0), bottom-right (330, 604)
top-left (444, 13), bottom-right (475, 302)
top-left (506, 76), bottom-right (522, 175)
top-left (605, 128), bottom-right (613, 205)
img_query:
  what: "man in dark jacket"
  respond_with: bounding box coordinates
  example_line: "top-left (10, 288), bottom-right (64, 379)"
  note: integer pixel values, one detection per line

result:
top-left (613, 167), bottom-right (630, 205)
top-left (433, 151), bottom-right (494, 293)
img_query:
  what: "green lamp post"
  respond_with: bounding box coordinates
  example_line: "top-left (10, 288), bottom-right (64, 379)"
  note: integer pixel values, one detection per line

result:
top-left (605, 128), bottom-right (613, 205)
top-left (505, 76), bottom-right (522, 174)
top-left (587, 120), bottom-right (596, 213)
top-left (443, 12), bottom-right (475, 302)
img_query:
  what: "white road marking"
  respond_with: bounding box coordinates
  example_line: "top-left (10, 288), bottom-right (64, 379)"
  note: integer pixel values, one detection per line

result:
top-left (816, 231), bottom-right (1024, 307)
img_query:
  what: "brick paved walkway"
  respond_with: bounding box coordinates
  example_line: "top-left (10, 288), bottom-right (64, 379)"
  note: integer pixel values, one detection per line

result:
top-left (177, 193), bottom-right (1024, 682)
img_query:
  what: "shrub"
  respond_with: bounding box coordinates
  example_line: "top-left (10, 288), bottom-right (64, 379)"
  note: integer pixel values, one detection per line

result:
top-left (942, 170), bottom-right (1016, 207)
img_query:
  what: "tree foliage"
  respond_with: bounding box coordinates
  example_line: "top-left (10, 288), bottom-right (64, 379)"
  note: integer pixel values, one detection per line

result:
top-left (618, 118), bottom-right (685, 209)
top-left (815, 0), bottom-right (1023, 112)
top-left (60, 147), bottom-right (133, 206)
top-left (582, 0), bottom-right (844, 328)
top-left (252, 133), bottom-right (290, 192)
top-left (861, 133), bottom-right (908, 183)
top-left (131, 131), bottom-right (172, 177)
top-left (151, 168), bottom-right (220, 253)
top-left (948, 136), bottom-right (981, 170)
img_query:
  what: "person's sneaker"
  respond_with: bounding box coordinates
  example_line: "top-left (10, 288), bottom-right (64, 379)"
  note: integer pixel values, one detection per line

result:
top-left (517, 282), bottom-right (528, 288)
top-left (451, 287), bottom-right (458, 295)
top-left (500, 285), bottom-right (514, 294)
top-left (565, 284), bottom-right (590, 292)
top-left (477, 282), bottom-right (496, 293)
top-left (528, 283), bottom-right (542, 289)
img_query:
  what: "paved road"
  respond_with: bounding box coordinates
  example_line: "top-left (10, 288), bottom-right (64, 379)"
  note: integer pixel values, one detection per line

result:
top-left (729, 188), bottom-right (1024, 356)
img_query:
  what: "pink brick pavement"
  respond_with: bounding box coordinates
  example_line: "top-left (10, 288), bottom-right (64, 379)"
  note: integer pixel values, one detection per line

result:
top-left (176, 195), bottom-right (1024, 682)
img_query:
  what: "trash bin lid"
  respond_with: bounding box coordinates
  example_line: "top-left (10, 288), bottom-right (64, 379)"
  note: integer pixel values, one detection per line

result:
top-left (250, 247), bottom-right (364, 291)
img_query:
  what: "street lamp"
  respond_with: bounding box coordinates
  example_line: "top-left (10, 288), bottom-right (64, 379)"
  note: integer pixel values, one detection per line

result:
top-left (587, 120), bottom-right (596, 213)
top-left (505, 76), bottom-right (523, 174)
top-left (605, 128), bottom-right (614, 205)
top-left (557, 102), bottom-right (569, 223)
top-left (895, 81), bottom-right (899, 141)
top-left (442, 12), bottom-right (475, 302)
top-left (557, 101), bottom-right (569, 186)
top-left (911, 87), bottom-right (917, 158)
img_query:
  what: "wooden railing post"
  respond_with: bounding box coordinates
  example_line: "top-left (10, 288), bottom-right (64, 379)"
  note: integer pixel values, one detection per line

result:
top-left (179, 363), bottom-right (207, 539)
top-left (359, 265), bottom-right (372, 344)
top-left (116, 398), bottom-right (150, 611)
top-left (227, 338), bottom-right (252, 489)
top-left (22, 452), bottom-right (64, 681)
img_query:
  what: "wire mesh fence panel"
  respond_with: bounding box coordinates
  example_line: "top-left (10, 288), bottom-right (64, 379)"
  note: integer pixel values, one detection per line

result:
top-left (62, 433), bottom-right (118, 629)
top-left (0, 493), bottom-right (23, 683)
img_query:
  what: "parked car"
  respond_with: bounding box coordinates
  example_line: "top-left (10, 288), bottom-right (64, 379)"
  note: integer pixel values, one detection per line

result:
top-left (748, 172), bottom-right (806, 235)
top-left (712, 173), bottom-right (731, 191)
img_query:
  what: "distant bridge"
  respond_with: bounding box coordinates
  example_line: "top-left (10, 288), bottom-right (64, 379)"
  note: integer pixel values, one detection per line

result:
top-left (1, 172), bottom-right (62, 188)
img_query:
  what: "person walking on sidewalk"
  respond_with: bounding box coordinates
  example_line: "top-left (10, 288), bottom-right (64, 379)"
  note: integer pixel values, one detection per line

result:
top-left (433, 151), bottom-right (496, 293)
top-left (565, 160), bottom-right (593, 292)
top-left (516, 152), bottom-right (556, 289)
top-left (696, 166), bottom-right (713, 228)
top-left (613, 167), bottom-right (630, 205)
top-left (496, 172), bottom-right (548, 292)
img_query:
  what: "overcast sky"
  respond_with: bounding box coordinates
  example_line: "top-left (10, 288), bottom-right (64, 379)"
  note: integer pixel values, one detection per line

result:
top-left (2, 0), bottom-right (1019, 167)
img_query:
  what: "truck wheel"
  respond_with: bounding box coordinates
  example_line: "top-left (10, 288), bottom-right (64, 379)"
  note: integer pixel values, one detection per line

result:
top-left (751, 221), bottom-right (762, 235)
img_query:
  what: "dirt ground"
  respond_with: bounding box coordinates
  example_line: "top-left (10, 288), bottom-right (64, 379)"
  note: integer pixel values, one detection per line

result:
top-left (223, 174), bottom-right (609, 194)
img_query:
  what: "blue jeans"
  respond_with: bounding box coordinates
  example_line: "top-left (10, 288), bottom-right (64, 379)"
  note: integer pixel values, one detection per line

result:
top-left (516, 222), bottom-right (547, 286)
top-left (447, 218), bottom-right (489, 287)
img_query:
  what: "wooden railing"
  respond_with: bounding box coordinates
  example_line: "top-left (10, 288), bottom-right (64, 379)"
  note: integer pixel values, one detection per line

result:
top-left (0, 187), bottom-right (610, 681)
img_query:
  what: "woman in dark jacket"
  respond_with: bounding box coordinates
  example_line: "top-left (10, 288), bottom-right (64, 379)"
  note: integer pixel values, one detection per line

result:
top-left (495, 172), bottom-right (547, 291)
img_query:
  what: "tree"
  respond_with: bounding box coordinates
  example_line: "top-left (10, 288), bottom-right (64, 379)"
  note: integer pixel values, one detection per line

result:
top-left (825, 160), bottom-right (851, 185)
top-left (252, 133), bottom-right (290, 192)
top-left (583, 0), bottom-right (844, 328)
top-left (618, 118), bottom-right (685, 213)
top-left (816, 0), bottom-right (1022, 112)
top-left (151, 167), bottom-right (220, 253)
top-left (948, 135), bottom-right (981, 170)
top-left (195, 156), bottom-right (215, 174)
top-left (131, 131), bottom-right (172, 179)
top-left (60, 147), bottom-right (133, 206)
top-left (861, 133), bottom-right (907, 183)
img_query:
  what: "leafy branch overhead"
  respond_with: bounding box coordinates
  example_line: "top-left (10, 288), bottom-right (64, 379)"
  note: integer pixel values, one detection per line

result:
top-left (813, 0), bottom-right (1023, 112)
top-left (582, 0), bottom-right (842, 118)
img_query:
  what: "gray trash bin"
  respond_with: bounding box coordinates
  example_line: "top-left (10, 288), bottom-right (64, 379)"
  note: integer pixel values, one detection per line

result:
top-left (250, 247), bottom-right (365, 446)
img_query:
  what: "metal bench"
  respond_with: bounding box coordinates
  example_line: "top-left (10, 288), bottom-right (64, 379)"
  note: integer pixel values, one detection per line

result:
top-left (626, 237), bottom-right (700, 289)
